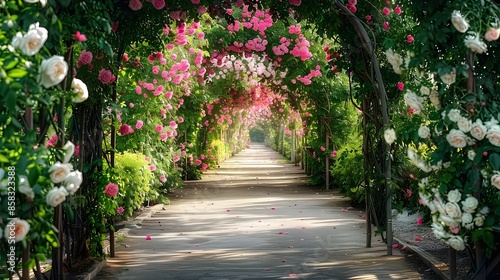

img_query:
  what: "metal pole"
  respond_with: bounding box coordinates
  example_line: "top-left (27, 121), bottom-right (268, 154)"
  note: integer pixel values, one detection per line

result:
top-left (325, 134), bottom-right (329, 190)
top-left (291, 130), bottom-right (295, 163)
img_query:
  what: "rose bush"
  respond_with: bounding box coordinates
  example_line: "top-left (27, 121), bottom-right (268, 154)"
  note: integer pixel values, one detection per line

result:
top-left (387, 0), bottom-right (500, 255)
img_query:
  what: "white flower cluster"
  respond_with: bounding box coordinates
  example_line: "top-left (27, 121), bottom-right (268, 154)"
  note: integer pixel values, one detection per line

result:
top-left (385, 49), bottom-right (404, 74)
top-left (445, 111), bottom-right (500, 149)
top-left (46, 141), bottom-right (83, 207)
top-left (208, 54), bottom-right (288, 90)
top-left (451, 10), bottom-right (500, 54)
top-left (419, 180), bottom-right (488, 251)
top-left (10, 22), bottom-right (88, 102)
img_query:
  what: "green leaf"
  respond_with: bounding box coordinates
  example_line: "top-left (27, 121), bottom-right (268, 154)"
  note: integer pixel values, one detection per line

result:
top-left (0, 154), bottom-right (9, 163)
top-left (7, 68), bottom-right (28, 79)
top-left (442, 172), bottom-right (452, 183)
top-left (3, 56), bottom-right (18, 70)
top-left (489, 153), bottom-right (500, 170)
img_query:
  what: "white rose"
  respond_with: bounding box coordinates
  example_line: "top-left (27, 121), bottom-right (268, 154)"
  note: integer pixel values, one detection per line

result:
top-left (432, 222), bottom-right (449, 239)
top-left (18, 175), bottom-right (34, 200)
top-left (18, 23), bottom-right (48, 56)
top-left (39, 55), bottom-right (68, 88)
top-left (484, 117), bottom-right (499, 129)
top-left (447, 189), bottom-right (462, 203)
top-left (4, 218), bottom-right (31, 242)
top-left (447, 235), bottom-right (466, 251)
top-left (474, 215), bottom-right (485, 227)
top-left (429, 90), bottom-right (441, 108)
top-left (457, 117), bottom-right (472, 133)
top-left (470, 119), bottom-right (487, 140)
top-left (461, 213), bottom-right (473, 226)
top-left (461, 196), bottom-right (479, 213)
top-left (46, 186), bottom-right (68, 207)
top-left (444, 202), bottom-right (462, 219)
top-left (451, 10), bottom-right (469, 33)
top-left (64, 171), bottom-right (82, 195)
top-left (491, 173), bottom-right (500, 190)
top-left (420, 86), bottom-right (430, 96)
top-left (440, 71), bottom-right (456, 85)
top-left (418, 126), bottom-right (430, 139)
top-left (11, 32), bottom-right (23, 49)
top-left (448, 109), bottom-right (461, 122)
top-left (464, 32), bottom-right (488, 54)
top-left (446, 129), bottom-right (468, 148)
top-left (48, 162), bottom-right (73, 183)
top-left (486, 125), bottom-right (500, 147)
top-left (467, 150), bottom-right (476, 161)
top-left (383, 128), bottom-right (396, 145)
top-left (385, 49), bottom-right (403, 74)
top-left (434, 198), bottom-right (447, 215)
top-left (71, 78), bottom-right (89, 103)
top-left (25, 0), bottom-right (47, 5)
top-left (62, 141), bottom-right (75, 164)
top-left (404, 90), bottom-right (424, 112)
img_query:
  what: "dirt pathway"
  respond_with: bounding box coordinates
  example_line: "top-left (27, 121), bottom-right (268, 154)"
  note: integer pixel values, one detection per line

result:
top-left (97, 143), bottom-right (438, 279)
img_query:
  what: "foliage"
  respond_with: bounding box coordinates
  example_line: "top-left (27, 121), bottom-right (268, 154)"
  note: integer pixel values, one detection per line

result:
top-left (113, 152), bottom-right (155, 217)
top-left (330, 132), bottom-right (364, 202)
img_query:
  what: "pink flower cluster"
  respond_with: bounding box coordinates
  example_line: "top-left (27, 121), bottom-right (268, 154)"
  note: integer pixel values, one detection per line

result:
top-left (272, 37), bottom-right (291, 56)
top-left (345, 0), bottom-right (357, 13)
top-left (289, 35), bottom-right (312, 61)
top-left (296, 65), bottom-right (322, 85)
top-left (289, 24), bottom-right (301, 35)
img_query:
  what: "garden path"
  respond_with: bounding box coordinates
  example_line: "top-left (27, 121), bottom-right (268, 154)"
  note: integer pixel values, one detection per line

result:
top-left (97, 143), bottom-right (438, 280)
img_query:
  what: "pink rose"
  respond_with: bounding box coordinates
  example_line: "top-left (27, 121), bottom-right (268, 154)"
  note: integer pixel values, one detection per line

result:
top-left (118, 124), bottom-right (134, 136)
top-left (382, 7), bottom-right (390, 16)
top-left (397, 82), bottom-right (404, 91)
top-left (407, 35), bottom-right (414, 43)
top-left (383, 22), bottom-right (390, 30)
top-left (152, 0), bottom-right (165, 10)
top-left (484, 27), bottom-right (500, 41)
top-left (117, 206), bottom-right (125, 214)
top-left (135, 120), bottom-right (143, 129)
top-left (98, 69), bottom-right (116, 84)
top-left (129, 0), bottom-right (142, 11)
top-left (289, 0), bottom-right (301, 6)
top-left (394, 5), bottom-right (402, 15)
top-left (74, 31), bottom-right (87, 42)
top-left (78, 50), bottom-right (93, 66)
top-left (104, 183), bottom-right (119, 197)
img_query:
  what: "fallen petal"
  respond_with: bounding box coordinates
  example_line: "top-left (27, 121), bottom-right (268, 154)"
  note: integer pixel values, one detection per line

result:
top-left (264, 268), bottom-right (271, 271)
top-left (401, 245), bottom-right (407, 251)
top-left (146, 235), bottom-right (151, 240)
top-left (281, 259), bottom-right (286, 262)
top-left (415, 237), bottom-right (423, 241)
top-left (271, 207), bottom-right (276, 210)
top-left (392, 243), bottom-right (399, 248)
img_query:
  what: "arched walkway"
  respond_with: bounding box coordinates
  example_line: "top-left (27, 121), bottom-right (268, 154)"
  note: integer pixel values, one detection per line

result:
top-left (97, 144), bottom-right (434, 279)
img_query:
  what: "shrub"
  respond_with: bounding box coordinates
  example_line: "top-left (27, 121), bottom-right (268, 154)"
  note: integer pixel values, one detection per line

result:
top-left (113, 152), bottom-right (155, 217)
